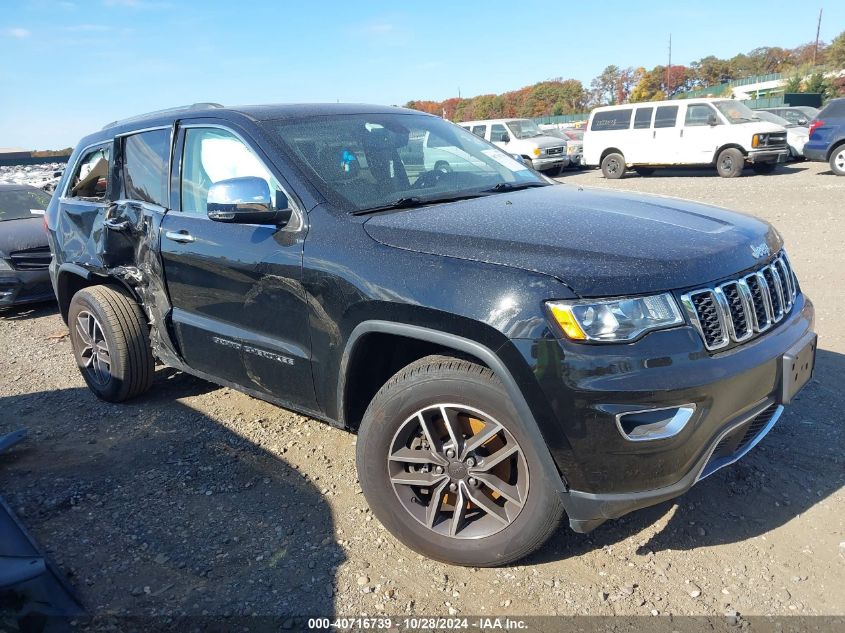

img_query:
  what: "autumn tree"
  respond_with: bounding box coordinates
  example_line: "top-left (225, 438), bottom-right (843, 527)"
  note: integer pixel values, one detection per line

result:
top-left (829, 30), bottom-right (845, 69)
top-left (590, 65), bottom-right (621, 105)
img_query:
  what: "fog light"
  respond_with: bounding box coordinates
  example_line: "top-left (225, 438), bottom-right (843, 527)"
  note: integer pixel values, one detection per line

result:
top-left (616, 405), bottom-right (695, 441)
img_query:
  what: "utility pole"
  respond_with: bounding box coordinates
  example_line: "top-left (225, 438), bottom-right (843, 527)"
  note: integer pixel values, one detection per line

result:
top-left (666, 33), bottom-right (672, 96)
top-left (812, 8), bottom-right (823, 67)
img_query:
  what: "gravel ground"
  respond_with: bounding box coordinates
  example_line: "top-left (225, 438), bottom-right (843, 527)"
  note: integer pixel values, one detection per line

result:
top-left (1, 160), bottom-right (843, 624)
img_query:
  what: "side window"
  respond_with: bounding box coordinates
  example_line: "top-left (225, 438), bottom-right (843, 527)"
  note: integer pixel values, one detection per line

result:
top-left (590, 109), bottom-right (632, 131)
top-left (181, 127), bottom-right (284, 216)
top-left (685, 104), bottom-right (715, 126)
top-left (779, 110), bottom-right (800, 124)
top-left (633, 107), bottom-right (653, 129)
top-left (654, 106), bottom-right (679, 129)
top-left (490, 124), bottom-right (508, 142)
top-left (67, 145), bottom-right (110, 200)
top-left (122, 129), bottom-right (170, 207)
top-left (472, 125), bottom-right (486, 138)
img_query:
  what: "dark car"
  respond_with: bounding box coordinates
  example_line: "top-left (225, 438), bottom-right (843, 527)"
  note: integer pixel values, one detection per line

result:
top-left (46, 103), bottom-right (816, 566)
top-left (760, 106), bottom-right (819, 127)
top-left (0, 183), bottom-right (54, 307)
top-left (804, 98), bottom-right (845, 175)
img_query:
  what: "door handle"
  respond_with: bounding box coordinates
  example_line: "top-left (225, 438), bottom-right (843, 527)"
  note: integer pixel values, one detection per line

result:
top-left (164, 230), bottom-right (195, 244)
top-left (652, 130), bottom-right (656, 139)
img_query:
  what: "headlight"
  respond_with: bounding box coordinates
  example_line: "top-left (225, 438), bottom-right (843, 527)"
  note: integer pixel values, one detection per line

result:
top-left (547, 293), bottom-right (683, 342)
top-left (752, 133), bottom-right (768, 148)
top-left (0, 259), bottom-right (12, 271)
top-left (533, 147), bottom-right (541, 157)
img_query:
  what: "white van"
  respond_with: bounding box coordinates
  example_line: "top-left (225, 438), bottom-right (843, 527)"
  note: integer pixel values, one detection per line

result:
top-left (458, 118), bottom-right (569, 174)
top-left (583, 98), bottom-right (789, 178)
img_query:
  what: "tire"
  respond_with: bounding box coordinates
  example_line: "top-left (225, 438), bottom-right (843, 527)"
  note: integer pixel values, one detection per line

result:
top-left (600, 152), bottom-right (625, 179)
top-left (830, 145), bottom-right (845, 176)
top-left (634, 167), bottom-right (655, 176)
top-left (751, 161), bottom-right (777, 175)
top-left (356, 355), bottom-right (564, 567)
top-left (716, 148), bottom-right (744, 178)
top-left (68, 285), bottom-right (154, 402)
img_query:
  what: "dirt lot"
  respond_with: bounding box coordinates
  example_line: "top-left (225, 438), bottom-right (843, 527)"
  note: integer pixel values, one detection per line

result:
top-left (1, 160), bottom-right (844, 625)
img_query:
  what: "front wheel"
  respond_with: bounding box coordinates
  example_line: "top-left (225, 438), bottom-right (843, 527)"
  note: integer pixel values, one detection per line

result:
top-left (601, 152), bottom-right (626, 179)
top-left (716, 148), bottom-right (745, 178)
top-left (830, 146), bottom-right (845, 176)
top-left (751, 161), bottom-right (777, 175)
top-left (356, 356), bottom-right (563, 567)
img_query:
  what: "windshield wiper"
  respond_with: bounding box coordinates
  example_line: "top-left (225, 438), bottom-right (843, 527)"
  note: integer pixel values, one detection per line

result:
top-left (486, 181), bottom-right (549, 193)
top-left (352, 193), bottom-right (489, 216)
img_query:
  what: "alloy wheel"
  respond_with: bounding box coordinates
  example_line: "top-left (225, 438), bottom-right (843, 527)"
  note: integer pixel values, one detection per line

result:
top-left (835, 150), bottom-right (845, 172)
top-left (388, 404), bottom-right (529, 539)
top-left (75, 310), bottom-right (111, 385)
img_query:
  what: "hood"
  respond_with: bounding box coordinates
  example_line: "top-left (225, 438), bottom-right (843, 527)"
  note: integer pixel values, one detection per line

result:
top-left (363, 185), bottom-right (781, 297)
top-left (0, 217), bottom-right (49, 256)
top-left (743, 121), bottom-right (787, 134)
top-left (531, 135), bottom-right (566, 149)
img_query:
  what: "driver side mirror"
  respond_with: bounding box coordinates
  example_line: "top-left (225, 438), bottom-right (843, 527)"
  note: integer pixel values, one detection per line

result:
top-left (500, 133), bottom-right (511, 143)
top-left (797, 117), bottom-right (808, 126)
top-left (207, 177), bottom-right (292, 225)
top-left (707, 114), bottom-right (719, 126)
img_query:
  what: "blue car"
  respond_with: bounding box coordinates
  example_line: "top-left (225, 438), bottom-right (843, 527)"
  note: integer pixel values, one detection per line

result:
top-left (804, 98), bottom-right (845, 176)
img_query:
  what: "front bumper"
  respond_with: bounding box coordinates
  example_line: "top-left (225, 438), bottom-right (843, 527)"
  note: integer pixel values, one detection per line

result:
top-left (0, 269), bottom-right (55, 307)
top-left (511, 293), bottom-right (815, 531)
top-left (747, 148), bottom-right (789, 163)
top-left (530, 156), bottom-right (568, 172)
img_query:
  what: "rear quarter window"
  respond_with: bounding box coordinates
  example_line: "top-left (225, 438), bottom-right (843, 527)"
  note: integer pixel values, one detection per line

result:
top-left (122, 129), bottom-right (171, 208)
top-left (820, 100), bottom-right (845, 119)
top-left (590, 110), bottom-right (632, 131)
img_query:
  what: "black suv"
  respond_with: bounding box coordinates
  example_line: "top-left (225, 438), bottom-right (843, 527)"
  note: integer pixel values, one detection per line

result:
top-left (46, 103), bottom-right (816, 566)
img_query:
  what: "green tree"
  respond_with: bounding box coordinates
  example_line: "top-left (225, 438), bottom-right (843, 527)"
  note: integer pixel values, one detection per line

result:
top-left (828, 31), bottom-right (845, 69)
top-left (803, 73), bottom-right (831, 99)
top-left (590, 65), bottom-right (621, 105)
top-left (783, 74), bottom-right (803, 93)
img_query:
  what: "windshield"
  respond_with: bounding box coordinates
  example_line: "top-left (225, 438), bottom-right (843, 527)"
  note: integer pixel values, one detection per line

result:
top-left (754, 110), bottom-right (793, 127)
top-left (713, 100), bottom-right (759, 124)
top-left (506, 119), bottom-right (545, 139)
top-left (264, 113), bottom-right (545, 213)
top-left (0, 188), bottom-right (52, 221)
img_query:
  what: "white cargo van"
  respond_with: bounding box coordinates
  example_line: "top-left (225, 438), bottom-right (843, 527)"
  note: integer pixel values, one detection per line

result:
top-left (458, 118), bottom-right (569, 174)
top-left (583, 98), bottom-right (789, 178)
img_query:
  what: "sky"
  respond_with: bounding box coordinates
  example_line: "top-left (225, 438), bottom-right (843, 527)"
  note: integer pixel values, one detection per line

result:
top-left (1, 0), bottom-right (843, 149)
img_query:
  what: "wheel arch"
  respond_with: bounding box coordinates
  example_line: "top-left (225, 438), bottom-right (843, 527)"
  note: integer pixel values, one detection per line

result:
top-left (600, 147), bottom-right (624, 163)
top-left (338, 320), bottom-right (567, 492)
top-left (56, 264), bottom-right (141, 324)
top-left (826, 137), bottom-right (845, 160)
top-left (712, 143), bottom-right (748, 164)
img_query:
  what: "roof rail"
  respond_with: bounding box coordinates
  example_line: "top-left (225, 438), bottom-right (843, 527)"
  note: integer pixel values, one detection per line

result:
top-left (101, 103), bottom-right (224, 130)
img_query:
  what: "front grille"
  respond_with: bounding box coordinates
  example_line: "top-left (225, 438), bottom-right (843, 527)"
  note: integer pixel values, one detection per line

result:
top-left (766, 132), bottom-right (788, 149)
top-left (544, 146), bottom-right (565, 156)
top-left (682, 252), bottom-right (797, 351)
top-left (9, 246), bottom-right (51, 271)
top-left (737, 403), bottom-right (779, 449)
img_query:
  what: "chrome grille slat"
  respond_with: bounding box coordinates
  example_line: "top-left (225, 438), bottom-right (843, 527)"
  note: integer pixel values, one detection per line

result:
top-left (682, 253), bottom-right (798, 351)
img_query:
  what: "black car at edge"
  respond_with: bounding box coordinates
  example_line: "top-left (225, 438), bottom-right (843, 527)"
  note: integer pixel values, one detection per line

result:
top-left (45, 103), bottom-right (816, 566)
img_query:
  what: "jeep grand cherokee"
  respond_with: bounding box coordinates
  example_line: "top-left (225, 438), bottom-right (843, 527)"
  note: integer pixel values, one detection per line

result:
top-left (46, 103), bottom-right (816, 566)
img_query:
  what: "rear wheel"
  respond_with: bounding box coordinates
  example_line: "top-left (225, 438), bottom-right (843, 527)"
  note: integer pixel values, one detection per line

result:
top-left (716, 148), bottom-right (744, 178)
top-left (830, 145), bottom-right (845, 176)
top-left (356, 355), bottom-right (563, 567)
top-left (68, 285), bottom-right (154, 402)
top-left (601, 152), bottom-right (626, 179)
top-left (751, 161), bottom-right (777, 175)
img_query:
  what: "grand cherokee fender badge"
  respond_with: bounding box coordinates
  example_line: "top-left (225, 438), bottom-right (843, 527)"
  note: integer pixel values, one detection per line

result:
top-left (211, 336), bottom-right (294, 366)
top-left (750, 242), bottom-right (771, 259)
